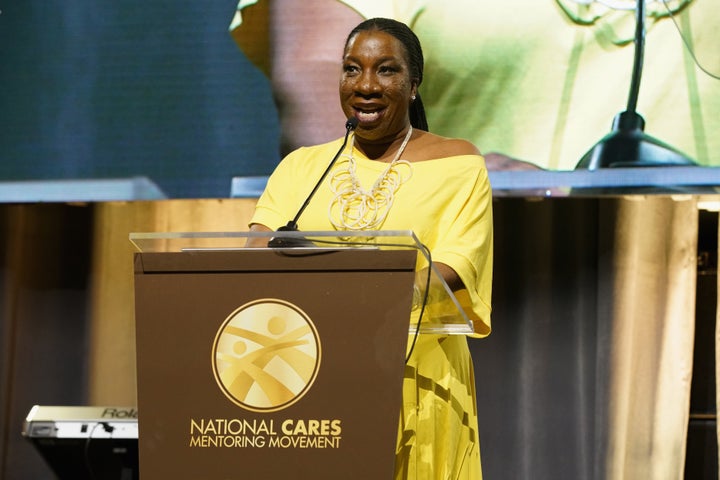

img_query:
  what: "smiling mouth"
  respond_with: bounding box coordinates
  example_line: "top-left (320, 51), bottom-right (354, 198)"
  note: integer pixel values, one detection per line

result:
top-left (353, 107), bottom-right (385, 124)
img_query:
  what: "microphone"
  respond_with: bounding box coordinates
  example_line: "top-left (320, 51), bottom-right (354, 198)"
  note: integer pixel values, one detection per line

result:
top-left (268, 117), bottom-right (358, 248)
top-left (574, 1), bottom-right (695, 170)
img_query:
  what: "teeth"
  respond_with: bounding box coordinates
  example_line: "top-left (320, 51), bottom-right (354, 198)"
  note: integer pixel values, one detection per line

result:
top-left (357, 110), bottom-right (381, 122)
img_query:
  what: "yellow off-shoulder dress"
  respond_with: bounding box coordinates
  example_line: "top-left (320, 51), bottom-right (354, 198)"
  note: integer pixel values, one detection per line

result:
top-left (250, 137), bottom-right (493, 479)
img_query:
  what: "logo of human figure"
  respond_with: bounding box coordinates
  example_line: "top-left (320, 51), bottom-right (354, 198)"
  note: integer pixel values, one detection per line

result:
top-left (212, 299), bottom-right (321, 412)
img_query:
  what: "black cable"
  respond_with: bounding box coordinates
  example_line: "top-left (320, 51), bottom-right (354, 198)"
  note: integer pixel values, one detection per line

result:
top-left (84, 422), bottom-right (115, 480)
top-left (661, 0), bottom-right (720, 80)
top-left (84, 423), bottom-right (102, 480)
top-left (626, 0), bottom-right (645, 114)
top-left (404, 245), bottom-right (432, 363)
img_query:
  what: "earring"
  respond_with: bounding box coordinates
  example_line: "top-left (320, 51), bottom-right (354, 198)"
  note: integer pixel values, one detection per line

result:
top-left (411, 95), bottom-right (416, 101)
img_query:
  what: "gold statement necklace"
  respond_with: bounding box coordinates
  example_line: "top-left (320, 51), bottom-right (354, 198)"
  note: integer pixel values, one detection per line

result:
top-left (328, 127), bottom-right (414, 231)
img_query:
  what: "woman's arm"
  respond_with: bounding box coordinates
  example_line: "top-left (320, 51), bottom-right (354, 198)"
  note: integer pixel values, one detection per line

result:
top-left (245, 223), bottom-right (273, 247)
top-left (432, 262), bottom-right (463, 291)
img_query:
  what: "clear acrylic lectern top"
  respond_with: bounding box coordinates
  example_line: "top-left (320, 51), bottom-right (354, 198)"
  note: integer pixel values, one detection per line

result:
top-left (130, 229), bottom-right (474, 335)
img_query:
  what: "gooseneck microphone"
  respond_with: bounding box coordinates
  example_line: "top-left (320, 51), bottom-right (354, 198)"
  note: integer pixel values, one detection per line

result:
top-left (268, 117), bottom-right (359, 248)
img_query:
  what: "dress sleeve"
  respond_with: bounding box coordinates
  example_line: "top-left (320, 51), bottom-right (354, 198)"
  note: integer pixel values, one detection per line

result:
top-left (249, 144), bottom-right (339, 230)
top-left (249, 148), bottom-right (306, 230)
top-left (431, 158), bottom-right (493, 337)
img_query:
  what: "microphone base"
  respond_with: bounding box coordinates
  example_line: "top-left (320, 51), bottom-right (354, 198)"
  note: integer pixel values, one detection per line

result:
top-left (268, 235), bottom-right (317, 248)
top-left (268, 225), bottom-right (317, 248)
top-left (575, 112), bottom-right (697, 170)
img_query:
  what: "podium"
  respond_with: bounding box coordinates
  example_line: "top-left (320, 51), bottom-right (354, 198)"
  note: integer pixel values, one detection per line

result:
top-left (131, 230), bottom-right (472, 479)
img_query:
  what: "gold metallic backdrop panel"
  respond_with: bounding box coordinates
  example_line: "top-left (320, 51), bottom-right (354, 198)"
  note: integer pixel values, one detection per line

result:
top-left (86, 199), bottom-right (258, 405)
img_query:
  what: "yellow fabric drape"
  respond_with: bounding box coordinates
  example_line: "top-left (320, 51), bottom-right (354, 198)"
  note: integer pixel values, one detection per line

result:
top-left (605, 196), bottom-right (697, 479)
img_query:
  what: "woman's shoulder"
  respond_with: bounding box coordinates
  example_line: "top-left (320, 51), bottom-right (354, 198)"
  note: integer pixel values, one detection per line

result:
top-left (285, 138), bottom-right (345, 160)
top-left (410, 131), bottom-right (482, 161)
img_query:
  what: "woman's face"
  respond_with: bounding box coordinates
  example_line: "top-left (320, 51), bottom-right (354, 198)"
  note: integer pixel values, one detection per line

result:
top-left (339, 30), bottom-right (418, 143)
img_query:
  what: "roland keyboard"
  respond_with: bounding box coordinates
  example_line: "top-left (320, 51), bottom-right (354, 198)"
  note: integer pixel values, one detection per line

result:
top-left (22, 405), bottom-right (138, 480)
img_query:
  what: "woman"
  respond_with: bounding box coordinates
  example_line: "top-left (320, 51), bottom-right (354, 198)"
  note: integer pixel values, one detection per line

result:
top-left (247, 18), bottom-right (492, 479)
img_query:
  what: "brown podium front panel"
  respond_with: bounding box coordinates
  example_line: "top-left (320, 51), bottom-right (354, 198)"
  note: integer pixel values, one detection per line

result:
top-left (134, 247), bottom-right (417, 479)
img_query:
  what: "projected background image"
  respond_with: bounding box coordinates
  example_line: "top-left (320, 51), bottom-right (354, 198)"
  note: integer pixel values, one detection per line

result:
top-left (0, 2), bottom-right (280, 199)
top-left (1, 1), bottom-right (717, 199)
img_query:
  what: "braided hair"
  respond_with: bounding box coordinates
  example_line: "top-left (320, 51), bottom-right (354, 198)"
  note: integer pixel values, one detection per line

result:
top-left (344, 18), bottom-right (429, 131)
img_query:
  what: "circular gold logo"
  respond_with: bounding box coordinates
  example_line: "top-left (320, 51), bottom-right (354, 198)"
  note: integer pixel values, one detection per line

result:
top-left (212, 299), bottom-right (321, 412)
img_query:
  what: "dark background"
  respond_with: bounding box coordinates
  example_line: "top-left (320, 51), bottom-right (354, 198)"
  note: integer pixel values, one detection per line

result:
top-left (0, 1), bottom-right (281, 199)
